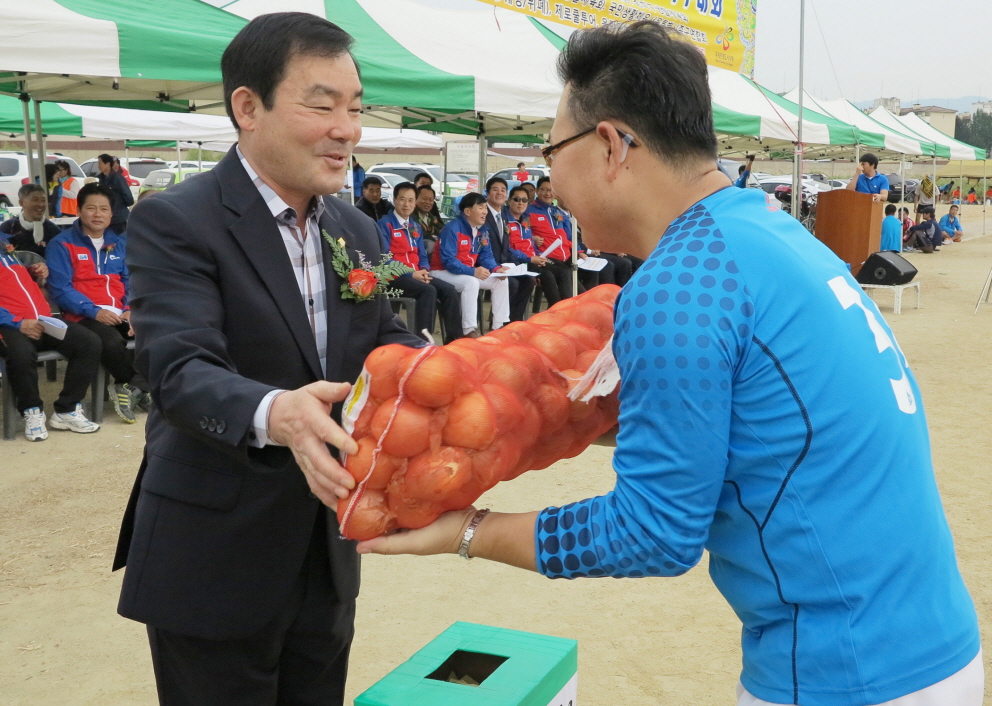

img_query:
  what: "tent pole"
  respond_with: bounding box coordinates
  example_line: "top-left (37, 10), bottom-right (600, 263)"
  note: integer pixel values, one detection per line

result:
top-left (198, 142), bottom-right (203, 171)
top-left (477, 120), bottom-right (487, 194)
top-left (20, 94), bottom-right (37, 185)
top-left (983, 157), bottom-right (987, 237)
top-left (176, 141), bottom-right (182, 178)
top-left (33, 100), bottom-right (48, 219)
top-left (125, 143), bottom-right (130, 172)
top-left (792, 0), bottom-right (806, 219)
top-left (899, 158), bottom-right (905, 206)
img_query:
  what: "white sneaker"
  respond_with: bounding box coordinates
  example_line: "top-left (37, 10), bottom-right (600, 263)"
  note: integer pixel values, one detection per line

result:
top-left (23, 407), bottom-right (48, 441)
top-left (49, 404), bottom-right (101, 434)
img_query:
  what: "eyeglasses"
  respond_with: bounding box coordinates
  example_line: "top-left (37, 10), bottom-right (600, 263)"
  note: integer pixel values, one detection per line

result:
top-left (509, 197), bottom-right (529, 203)
top-left (541, 126), bottom-right (639, 165)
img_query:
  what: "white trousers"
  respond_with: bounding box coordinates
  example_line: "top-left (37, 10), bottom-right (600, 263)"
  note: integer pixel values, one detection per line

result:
top-left (736, 649), bottom-right (983, 706)
top-left (430, 270), bottom-right (509, 334)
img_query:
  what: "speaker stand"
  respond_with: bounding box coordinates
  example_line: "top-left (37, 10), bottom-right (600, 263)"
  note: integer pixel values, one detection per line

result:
top-left (975, 264), bottom-right (992, 315)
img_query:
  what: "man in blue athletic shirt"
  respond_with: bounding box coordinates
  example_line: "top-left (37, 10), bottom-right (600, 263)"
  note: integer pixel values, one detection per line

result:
top-left (357, 22), bottom-right (981, 706)
top-left (846, 153), bottom-right (890, 203)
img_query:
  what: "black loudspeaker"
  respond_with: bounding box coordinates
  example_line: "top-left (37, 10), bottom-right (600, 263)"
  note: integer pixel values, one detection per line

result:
top-left (856, 251), bottom-right (918, 285)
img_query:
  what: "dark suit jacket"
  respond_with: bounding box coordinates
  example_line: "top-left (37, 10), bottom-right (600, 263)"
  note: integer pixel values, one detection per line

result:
top-left (113, 147), bottom-right (421, 640)
top-left (484, 205), bottom-right (523, 265)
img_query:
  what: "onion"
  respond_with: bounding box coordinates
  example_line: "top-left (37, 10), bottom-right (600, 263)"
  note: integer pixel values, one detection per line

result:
top-left (557, 322), bottom-right (603, 353)
top-left (442, 391), bottom-right (498, 450)
top-left (479, 355), bottom-right (533, 398)
top-left (480, 383), bottom-right (525, 434)
top-left (352, 398), bottom-right (380, 438)
top-left (366, 344), bottom-right (417, 400)
top-left (558, 369), bottom-right (596, 422)
top-left (566, 301), bottom-right (614, 339)
top-left (504, 447), bottom-right (536, 480)
top-left (532, 383), bottom-right (569, 435)
top-left (529, 329), bottom-right (577, 371)
top-left (405, 446), bottom-right (473, 501)
top-left (470, 440), bottom-right (522, 488)
top-left (574, 349), bottom-right (600, 373)
top-left (583, 283), bottom-right (621, 307)
top-left (337, 489), bottom-right (395, 541)
top-left (405, 348), bottom-right (468, 408)
top-left (387, 472), bottom-right (446, 529)
top-left (517, 399), bottom-right (542, 447)
top-left (499, 321), bottom-right (543, 343)
top-left (370, 397), bottom-right (434, 457)
top-left (528, 309), bottom-right (570, 330)
top-left (445, 340), bottom-right (480, 369)
top-left (477, 336), bottom-right (504, 348)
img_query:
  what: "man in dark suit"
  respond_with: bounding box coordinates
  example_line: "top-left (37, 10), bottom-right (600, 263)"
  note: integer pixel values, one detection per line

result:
top-left (112, 13), bottom-right (423, 705)
top-left (484, 176), bottom-right (535, 320)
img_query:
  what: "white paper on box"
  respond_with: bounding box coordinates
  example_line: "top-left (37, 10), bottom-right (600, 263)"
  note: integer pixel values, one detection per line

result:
top-left (538, 237), bottom-right (562, 259)
top-left (489, 263), bottom-right (538, 278)
top-left (545, 673), bottom-right (577, 706)
top-left (577, 257), bottom-right (608, 272)
top-left (38, 315), bottom-right (67, 340)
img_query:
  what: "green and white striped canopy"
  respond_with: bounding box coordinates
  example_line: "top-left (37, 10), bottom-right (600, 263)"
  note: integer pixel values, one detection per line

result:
top-left (893, 110), bottom-right (986, 161)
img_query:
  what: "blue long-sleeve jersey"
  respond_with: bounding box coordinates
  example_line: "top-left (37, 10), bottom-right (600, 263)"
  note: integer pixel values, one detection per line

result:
top-left (535, 186), bottom-right (979, 706)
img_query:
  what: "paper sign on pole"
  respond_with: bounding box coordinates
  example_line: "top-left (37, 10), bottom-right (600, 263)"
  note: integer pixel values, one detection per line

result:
top-left (475, 0), bottom-right (758, 77)
top-left (446, 141), bottom-right (481, 174)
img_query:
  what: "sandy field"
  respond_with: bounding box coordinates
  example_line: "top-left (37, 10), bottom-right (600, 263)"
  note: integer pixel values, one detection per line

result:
top-left (1, 204), bottom-right (990, 705)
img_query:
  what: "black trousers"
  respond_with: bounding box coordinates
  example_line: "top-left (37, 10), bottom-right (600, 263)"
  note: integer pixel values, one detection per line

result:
top-left (530, 259), bottom-right (573, 306)
top-left (600, 253), bottom-right (633, 286)
top-left (76, 318), bottom-right (148, 390)
top-left (390, 275), bottom-right (461, 344)
top-left (508, 274), bottom-right (535, 322)
top-left (147, 507), bottom-right (355, 706)
top-left (0, 322), bottom-right (101, 414)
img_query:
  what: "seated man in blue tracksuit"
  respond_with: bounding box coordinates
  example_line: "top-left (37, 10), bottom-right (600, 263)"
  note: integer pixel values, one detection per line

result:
top-left (377, 182), bottom-right (461, 344)
top-left (359, 23), bottom-right (982, 706)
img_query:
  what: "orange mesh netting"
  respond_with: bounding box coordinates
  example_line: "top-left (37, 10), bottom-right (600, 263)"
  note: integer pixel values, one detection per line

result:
top-left (337, 284), bottom-right (621, 540)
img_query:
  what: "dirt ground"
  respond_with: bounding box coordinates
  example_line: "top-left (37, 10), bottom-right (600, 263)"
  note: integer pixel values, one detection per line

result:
top-left (1, 205), bottom-right (990, 705)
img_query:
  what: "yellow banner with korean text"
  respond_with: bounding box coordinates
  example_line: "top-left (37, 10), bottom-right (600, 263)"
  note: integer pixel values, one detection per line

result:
top-left (477, 0), bottom-right (757, 76)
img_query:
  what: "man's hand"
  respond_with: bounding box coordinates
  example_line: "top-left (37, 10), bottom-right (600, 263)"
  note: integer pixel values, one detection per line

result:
top-left (531, 235), bottom-right (544, 248)
top-left (95, 309), bottom-right (123, 326)
top-left (121, 310), bottom-right (134, 336)
top-left (29, 263), bottom-right (48, 280)
top-left (854, 163), bottom-right (864, 175)
top-left (413, 269), bottom-right (431, 283)
top-left (357, 506), bottom-right (477, 557)
top-left (494, 266), bottom-right (509, 274)
top-left (588, 249), bottom-right (601, 256)
top-left (530, 256), bottom-right (548, 266)
top-left (268, 381), bottom-right (359, 506)
top-left (19, 319), bottom-right (43, 340)
top-left (474, 266), bottom-right (490, 280)
top-left (578, 251), bottom-right (588, 260)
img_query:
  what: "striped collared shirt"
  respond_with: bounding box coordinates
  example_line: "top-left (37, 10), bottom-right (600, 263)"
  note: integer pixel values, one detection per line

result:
top-left (238, 146), bottom-right (328, 376)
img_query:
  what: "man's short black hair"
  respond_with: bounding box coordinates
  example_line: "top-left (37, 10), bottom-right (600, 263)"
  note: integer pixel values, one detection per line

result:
top-left (923, 206), bottom-right (936, 216)
top-left (221, 12), bottom-right (357, 131)
top-left (508, 185), bottom-right (529, 200)
top-left (459, 192), bottom-right (487, 212)
top-left (486, 176), bottom-right (508, 193)
top-left (885, 204), bottom-right (896, 216)
top-left (415, 184), bottom-right (435, 198)
top-left (414, 172), bottom-right (433, 185)
top-left (98, 153), bottom-right (114, 166)
top-left (860, 153), bottom-right (879, 168)
top-left (362, 176), bottom-right (383, 190)
top-left (738, 165), bottom-right (747, 175)
top-left (557, 21), bottom-right (717, 170)
top-left (536, 175), bottom-right (551, 188)
top-left (77, 183), bottom-right (114, 209)
top-left (949, 203), bottom-right (959, 211)
top-left (393, 181), bottom-right (416, 200)
top-left (18, 183), bottom-right (45, 200)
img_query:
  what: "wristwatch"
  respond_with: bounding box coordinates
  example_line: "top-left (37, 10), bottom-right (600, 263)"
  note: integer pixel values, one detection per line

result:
top-left (458, 509), bottom-right (490, 560)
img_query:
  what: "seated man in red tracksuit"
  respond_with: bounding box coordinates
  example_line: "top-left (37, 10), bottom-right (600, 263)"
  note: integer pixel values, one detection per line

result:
top-left (0, 233), bottom-right (101, 441)
top-left (47, 183), bottom-right (150, 424)
top-left (524, 177), bottom-right (579, 304)
top-left (429, 193), bottom-right (510, 338)
top-left (377, 182), bottom-right (462, 344)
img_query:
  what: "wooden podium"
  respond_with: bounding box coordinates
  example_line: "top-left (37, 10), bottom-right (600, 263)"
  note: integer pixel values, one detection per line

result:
top-left (814, 190), bottom-right (883, 275)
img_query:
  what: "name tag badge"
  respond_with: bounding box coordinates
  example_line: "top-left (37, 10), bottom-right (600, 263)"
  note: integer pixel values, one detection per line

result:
top-left (77, 253), bottom-right (89, 260)
top-left (461, 239), bottom-right (469, 246)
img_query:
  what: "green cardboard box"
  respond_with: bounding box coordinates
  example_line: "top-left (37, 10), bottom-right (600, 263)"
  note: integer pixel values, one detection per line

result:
top-left (355, 621), bottom-right (578, 706)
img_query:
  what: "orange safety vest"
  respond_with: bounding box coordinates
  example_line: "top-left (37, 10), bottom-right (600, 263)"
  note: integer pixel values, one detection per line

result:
top-left (59, 177), bottom-right (79, 216)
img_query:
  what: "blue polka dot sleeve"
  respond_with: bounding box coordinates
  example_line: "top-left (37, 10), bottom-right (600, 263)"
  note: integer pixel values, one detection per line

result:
top-left (536, 203), bottom-right (755, 579)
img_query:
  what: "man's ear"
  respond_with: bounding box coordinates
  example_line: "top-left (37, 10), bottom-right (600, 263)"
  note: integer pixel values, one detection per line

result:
top-left (230, 86), bottom-right (260, 132)
top-left (597, 121), bottom-right (626, 183)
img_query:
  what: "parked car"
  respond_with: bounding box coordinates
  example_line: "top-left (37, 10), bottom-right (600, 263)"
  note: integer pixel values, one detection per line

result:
top-left (167, 160), bottom-right (219, 170)
top-left (138, 167), bottom-right (209, 195)
top-left (828, 179), bottom-right (849, 189)
top-left (366, 162), bottom-right (472, 197)
top-left (0, 152), bottom-right (85, 207)
top-left (489, 165), bottom-right (551, 184)
top-left (883, 174), bottom-right (919, 203)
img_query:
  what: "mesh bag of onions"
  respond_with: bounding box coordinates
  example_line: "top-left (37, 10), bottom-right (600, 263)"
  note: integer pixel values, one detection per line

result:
top-left (337, 284), bottom-right (622, 540)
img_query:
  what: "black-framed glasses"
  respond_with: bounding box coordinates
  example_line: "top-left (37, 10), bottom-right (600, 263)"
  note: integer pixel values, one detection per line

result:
top-left (541, 126), bottom-right (639, 165)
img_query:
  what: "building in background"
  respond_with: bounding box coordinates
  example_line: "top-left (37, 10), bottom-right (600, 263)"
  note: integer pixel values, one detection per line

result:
top-left (871, 97), bottom-right (901, 114)
top-left (972, 101), bottom-right (992, 116)
top-left (901, 104), bottom-right (957, 137)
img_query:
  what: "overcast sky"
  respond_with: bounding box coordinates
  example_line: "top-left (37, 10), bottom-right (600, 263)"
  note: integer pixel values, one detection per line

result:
top-left (753, 0), bottom-right (992, 104)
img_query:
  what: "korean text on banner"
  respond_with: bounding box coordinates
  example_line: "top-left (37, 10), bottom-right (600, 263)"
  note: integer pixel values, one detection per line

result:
top-left (476, 0), bottom-right (758, 76)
